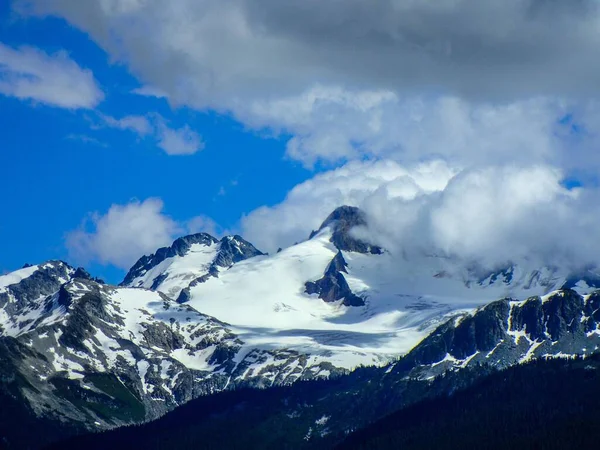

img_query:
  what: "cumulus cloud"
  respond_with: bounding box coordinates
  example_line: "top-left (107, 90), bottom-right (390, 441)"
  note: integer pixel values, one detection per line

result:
top-left (157, 123), bottom-right (204, 155)
top-left (66, 198), bottom-right (182, 269)
top-left (242, 160), bottom-right (600, 270)
top-left (241, 159), bottom-right (457, 252)
top-left (360, 165), bottom-right (589, 266)
top-left (239, 87), bottom-right (580, 168)
top-left (66, 199), bottom-right (223, 269)
top-left (0, 41), bottom-right (103, 109)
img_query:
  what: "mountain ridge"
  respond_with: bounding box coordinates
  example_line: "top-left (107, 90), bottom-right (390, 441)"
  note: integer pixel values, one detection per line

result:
top-left (2, 205), bottom-right (600, 448)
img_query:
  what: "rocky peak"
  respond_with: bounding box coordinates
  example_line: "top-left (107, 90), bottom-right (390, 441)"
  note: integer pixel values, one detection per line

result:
top-left (122, 233), bottom-right (219, 286)
top-left (214, 235), bottom-right (264, 268)
top-left (312, 206), bottom-right (382, 254)
top-left (0, 261), bottom-right (75, 316)
top-left (73, 267), bottom-right (105, 284)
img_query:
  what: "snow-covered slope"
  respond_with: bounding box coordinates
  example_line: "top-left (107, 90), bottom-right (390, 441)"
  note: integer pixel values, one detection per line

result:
top-left (114, 205), bottom-right (582, 371)
top-left (182, 223), bottom-right (570, 369)
top-left (122, 233), bottom-right (263, 300)
top-left (0, 264), bottom-right (41, 292)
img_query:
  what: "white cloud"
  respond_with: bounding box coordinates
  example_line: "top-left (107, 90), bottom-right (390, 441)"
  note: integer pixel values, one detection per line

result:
top-left (131, 85), bottom-right (168, 98)
top-left (66, 199), bottom-right (223, 269)
top-left (0, 41), bottom-right (103, 109)
top-left (241, 159), bottom-right (457, 252)
top-left (98, 113), bottom-right (204, 155)
top-left (242, 160), bottom-right (600, 270)
top-left (186, 215), bottom-right (222, 237)
top-left (157, 123), bottom-right (204, 155)
top-left (101, 113), bottom-right (153, 136)
top-left (66, 198), bottom-right (182, 269)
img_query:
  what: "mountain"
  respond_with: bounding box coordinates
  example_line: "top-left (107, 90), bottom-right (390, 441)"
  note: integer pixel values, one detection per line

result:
top-left (121, 233), bottom-right (264, 301)
top-left (0, 260), bottom-right (341, 447)
top-left (166, 205), bottom-right (578, 371)
top-left (2, 205), bottom-right (600, 448)
top-left (54, 288), bottom-right (600, 449)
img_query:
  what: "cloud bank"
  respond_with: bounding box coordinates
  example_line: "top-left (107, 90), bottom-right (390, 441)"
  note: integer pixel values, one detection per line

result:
top-left (17, 0), bottom-right (600, 169)
top-left (242, 160), bottom-right (600, 270)
top-left (20, 0), bottom-right (600, 102)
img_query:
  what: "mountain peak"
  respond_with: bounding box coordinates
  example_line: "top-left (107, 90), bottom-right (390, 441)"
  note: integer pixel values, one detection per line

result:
top-left (214, 234), bottom-right (264, 267)
top-left (122, 232), bottom-right (264, 299)
top-left (312, 205), bottom-right (382, 254)
top-left (319, 205), bottom-right (366, 230)
top-left (0, 260), bottom-right (76, 323)
top-left (121, 233), bottom-right (219, 287)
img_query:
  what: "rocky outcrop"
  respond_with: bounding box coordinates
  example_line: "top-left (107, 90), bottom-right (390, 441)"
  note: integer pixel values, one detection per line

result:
top-left (214, 235), bottom-right (264, 267)
top-left (305, 251), bottom-right (364, 307)
top-left (0, 261), bottom-right (74, 317)
top-left (311, 206), bottom-right (382, 254)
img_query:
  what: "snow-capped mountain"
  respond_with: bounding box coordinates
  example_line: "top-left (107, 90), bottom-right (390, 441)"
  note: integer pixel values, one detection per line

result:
top-left (174, 206), bottom-right (578, 369)
top-left (0, 261), bottom-right (342, 434)
top-left (1, 205), bottom-right (599, 443)
top-left (121, 233), bottom-right (263, 301)
top-left (52, 288), bottom-right (600, 450)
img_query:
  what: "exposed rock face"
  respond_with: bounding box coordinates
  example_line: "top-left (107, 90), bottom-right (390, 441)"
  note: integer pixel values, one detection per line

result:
top-left (214, 235), bottom-right (264, 267)
top-left (121, 233), bottom-right (220, 287)
top-left (312, 206), bottom-right (382, 255)
top-left (0, 261), bottom-right (74, 333)
top-left (394, 288), bottom-right (600, 379)
top-left (305, 252), bottom-right (365, 307)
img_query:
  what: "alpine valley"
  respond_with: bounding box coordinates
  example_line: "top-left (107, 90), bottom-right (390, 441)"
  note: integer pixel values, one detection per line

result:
top-left (2, 206), bottom-right (600, 449)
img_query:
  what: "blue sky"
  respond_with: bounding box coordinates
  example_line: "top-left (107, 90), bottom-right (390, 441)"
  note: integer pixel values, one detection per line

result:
top-left (3, 1), bottom-right (600, 283)
top-left (0, 8), bottom-right (312, 282)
